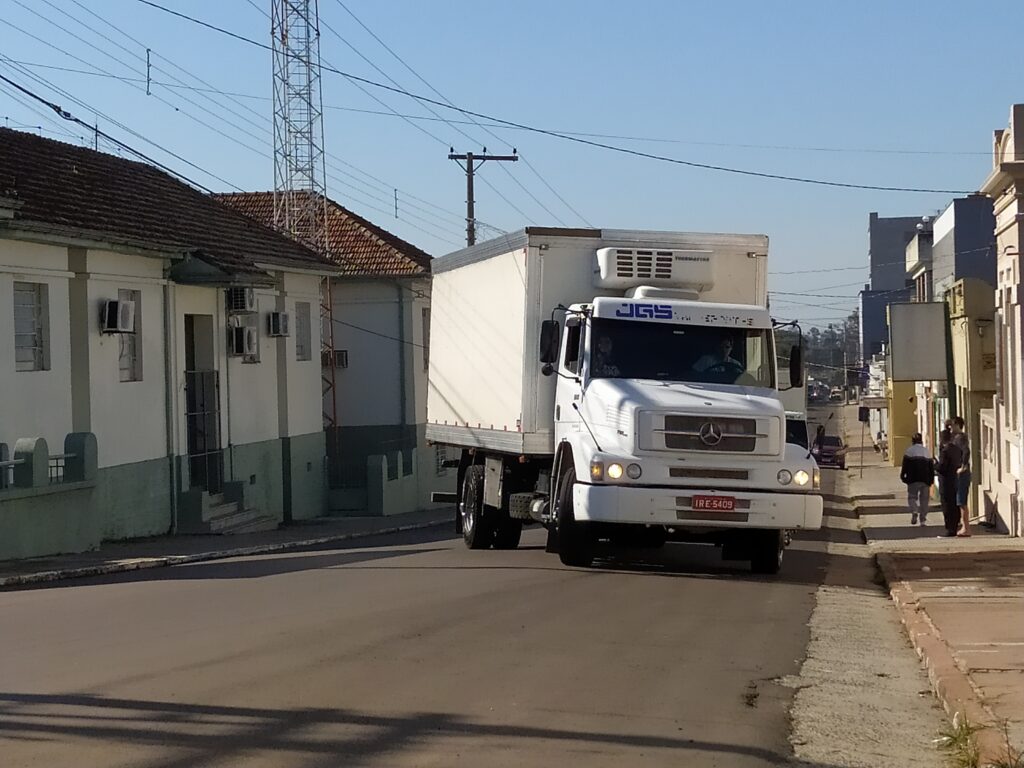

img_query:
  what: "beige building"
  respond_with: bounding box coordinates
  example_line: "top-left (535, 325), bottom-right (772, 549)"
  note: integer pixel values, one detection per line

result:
top-left (948, 279), bottom-right (996, 515)
top-left (979, 104), bottom-right (1024, 536)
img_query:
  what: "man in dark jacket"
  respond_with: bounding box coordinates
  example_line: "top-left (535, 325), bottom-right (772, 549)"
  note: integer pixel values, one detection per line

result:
top-left (936, 434), bottom-right (964, 537)
top-left (900, 433), bottom-right (934, 525)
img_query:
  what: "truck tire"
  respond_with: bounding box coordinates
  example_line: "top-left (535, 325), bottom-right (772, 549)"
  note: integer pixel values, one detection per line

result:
top-left (493, 518), bottom-right (523, 549)
top-left (555, 468), bottom-right (594, 567)
top-left (460, 465), bottom-right (493, 549)
top-left (750, 530), bottom-right (784, 575)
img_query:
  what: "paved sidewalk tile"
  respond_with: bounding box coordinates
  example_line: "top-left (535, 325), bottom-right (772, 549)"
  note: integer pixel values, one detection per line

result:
top-left (0, 509), bottom-right (452, 587)
top-left (837, 405), bottom-right (1024, 758)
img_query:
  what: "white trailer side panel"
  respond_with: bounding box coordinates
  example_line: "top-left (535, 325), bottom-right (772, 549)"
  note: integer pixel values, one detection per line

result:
top-left (427, 245), bottom-right (533, 451)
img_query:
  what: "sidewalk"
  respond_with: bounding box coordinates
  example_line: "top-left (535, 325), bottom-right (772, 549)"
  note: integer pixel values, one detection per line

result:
top-left (0, 509), bottom-right (451, 588)
top-left (840, 405), bottom-right (1024, 760)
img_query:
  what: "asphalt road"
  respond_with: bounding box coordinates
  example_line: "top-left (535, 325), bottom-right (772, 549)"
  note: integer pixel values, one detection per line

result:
top-left (0, 442), bottom-right (847, 767)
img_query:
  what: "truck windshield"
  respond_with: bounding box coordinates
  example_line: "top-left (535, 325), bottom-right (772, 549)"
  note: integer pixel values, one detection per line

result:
top-left (589, 318), bottom-right (775, 387)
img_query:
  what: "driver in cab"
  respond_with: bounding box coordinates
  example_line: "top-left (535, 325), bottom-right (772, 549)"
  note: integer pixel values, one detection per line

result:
top-left (592, 335), bottom-right (621, 377)
top-left (692, 336), bottom-right (743, 380)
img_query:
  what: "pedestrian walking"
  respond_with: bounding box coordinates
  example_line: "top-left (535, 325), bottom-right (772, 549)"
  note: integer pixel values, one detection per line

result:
top-left (936, 431), bottom-right (964, 537)
top-left (900, 433), bottom-right (934, 526)
top-left (951, 416), bottom-right (972, 537)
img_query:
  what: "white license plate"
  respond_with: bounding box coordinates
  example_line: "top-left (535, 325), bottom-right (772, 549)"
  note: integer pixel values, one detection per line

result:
top-left (691, 495), bottom-right (736, 511)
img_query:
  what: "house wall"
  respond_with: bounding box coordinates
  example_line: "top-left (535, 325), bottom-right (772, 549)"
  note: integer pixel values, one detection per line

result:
top-left (173, 276), bottom-right (327, 523)
top-left (277, 272), bottom-right (326, 520)
top-left (0, 239), bottom-right (73, 450)
top-left (78, 250), bottom-right (172, 539)
top-left (325, 276), bottom-right (448, 513)
top-left (981, 105), bottom-right (1024, 536)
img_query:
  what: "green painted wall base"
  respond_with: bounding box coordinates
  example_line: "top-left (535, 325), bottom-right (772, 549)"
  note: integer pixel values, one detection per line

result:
top-left (283, 431), bottom-right (326, 521)
top-left (229, 439), bottom-right (284, 522)
top-left (97, 458), bottom-right (171, 540)
top-left (0, 482), bottom-right (99, 560)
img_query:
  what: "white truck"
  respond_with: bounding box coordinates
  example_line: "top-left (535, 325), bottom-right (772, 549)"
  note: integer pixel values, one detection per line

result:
top-left (426, 227), bottom-right (823, 573)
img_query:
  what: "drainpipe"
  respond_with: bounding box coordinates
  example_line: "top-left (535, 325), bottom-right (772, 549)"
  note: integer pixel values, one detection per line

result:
top-left (163, 279), bottom-right (178, 534)
top-left (223, 288), bottom-right (233, 482)
top-left (396, 281), bottom-right (408, 428)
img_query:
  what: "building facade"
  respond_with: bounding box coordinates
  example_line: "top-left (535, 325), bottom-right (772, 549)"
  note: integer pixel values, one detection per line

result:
top-left (0, 129), bottom-right (336, 560)
top-left (979, 104), bottom-right (1024, 536)
top-left (217, 192), bottom-right (452, 517)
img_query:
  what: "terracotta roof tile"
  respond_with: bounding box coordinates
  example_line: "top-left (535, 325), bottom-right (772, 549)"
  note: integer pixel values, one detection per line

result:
top-left (0, 128), bottom-right (336, 277)
top-left (215, 191), bottom-right (432, 278)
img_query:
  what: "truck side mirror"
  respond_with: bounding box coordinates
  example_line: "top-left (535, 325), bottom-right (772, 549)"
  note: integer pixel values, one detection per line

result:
top-left (789, 344), bottom-right (803, 389)
top-left (539, 320), bottom-right (560, 364)
top-left (858, 407), bottom-right (870, 423)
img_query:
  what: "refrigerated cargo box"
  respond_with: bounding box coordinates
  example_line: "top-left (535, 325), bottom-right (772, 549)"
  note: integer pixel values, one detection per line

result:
top-left (425, 227), bottom-right (769, 456)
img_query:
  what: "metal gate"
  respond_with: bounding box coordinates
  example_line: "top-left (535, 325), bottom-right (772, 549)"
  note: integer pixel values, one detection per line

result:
top-left (185, 370), bottom-right (224, 494)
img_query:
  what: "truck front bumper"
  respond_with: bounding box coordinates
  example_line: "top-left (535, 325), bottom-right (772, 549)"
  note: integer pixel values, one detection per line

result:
top-left (573, 484), bottom-right (823, 530)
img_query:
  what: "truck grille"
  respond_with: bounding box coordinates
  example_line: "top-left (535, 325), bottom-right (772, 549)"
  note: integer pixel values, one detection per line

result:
top-left (662, 415), bottom-right (759, 453)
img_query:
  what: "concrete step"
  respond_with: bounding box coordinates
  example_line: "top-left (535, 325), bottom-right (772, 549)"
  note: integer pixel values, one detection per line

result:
top-left (207, 507), bottom-right (253, 533)
top-left (204, 501), bottom-right (240, 523)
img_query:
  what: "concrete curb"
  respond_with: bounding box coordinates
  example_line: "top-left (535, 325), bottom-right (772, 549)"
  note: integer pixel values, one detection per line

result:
top-left (0, 517), bottom-right (450, 589)
top-left (874, 544), bottom-right (1006, 763)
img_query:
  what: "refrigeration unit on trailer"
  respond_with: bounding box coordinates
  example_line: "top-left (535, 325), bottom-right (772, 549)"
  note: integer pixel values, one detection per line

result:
top-left (426, 227), bottom-right (823, 574)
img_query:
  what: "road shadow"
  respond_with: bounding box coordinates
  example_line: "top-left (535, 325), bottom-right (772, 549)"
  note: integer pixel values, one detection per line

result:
top-left (0, 691), bottom-right (850, 768)
top-left (2, 525), bottom-right (462, 592)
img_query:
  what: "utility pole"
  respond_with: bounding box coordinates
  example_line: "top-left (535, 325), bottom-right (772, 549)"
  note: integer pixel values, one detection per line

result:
top-left (448, 148), bottom-right (517, 246)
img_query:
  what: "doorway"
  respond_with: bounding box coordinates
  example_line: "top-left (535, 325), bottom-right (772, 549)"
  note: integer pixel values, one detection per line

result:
top-left (184, 314), bottom-right (223, 493)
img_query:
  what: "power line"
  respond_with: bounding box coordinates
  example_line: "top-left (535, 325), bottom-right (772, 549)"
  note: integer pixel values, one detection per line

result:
top-left (0, 13), bottom-right (268, 175)
top-left (13, 60), bottom-right (988, 161)
top-left (6, 58), bottom-right (488, 235)
top-left (131, 0), bottom-right (975, 196)
top-left (0, 69), bottom-right (220, 193)
top-left (321, 1), bottom-right (577, 227)
top-left (2, 15), bottom-right (471, 244)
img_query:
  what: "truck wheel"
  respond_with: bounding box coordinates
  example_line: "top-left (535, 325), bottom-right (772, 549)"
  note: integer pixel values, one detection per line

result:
top-left (555, 468), bottom-right (594, 567)
top-left (493, 518), bottom-right (523, 549)
top-left (750, 530), bottom-right (784, 575)
top-left (460, 465), bottom-right (492, 549)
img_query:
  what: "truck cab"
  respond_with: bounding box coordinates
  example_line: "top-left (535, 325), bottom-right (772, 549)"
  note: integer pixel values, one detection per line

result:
top-left (542, 291), bottom-right (822, 572)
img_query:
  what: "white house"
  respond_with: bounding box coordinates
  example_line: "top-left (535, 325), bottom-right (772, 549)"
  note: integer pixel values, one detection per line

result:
top-left (216, 192), bottom-right (451, 517)
top-left (0, 128), bottom-right (339, 560)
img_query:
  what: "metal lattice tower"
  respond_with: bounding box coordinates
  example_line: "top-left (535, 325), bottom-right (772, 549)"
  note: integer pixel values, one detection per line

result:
top-left (272, 0), bottom-right (328, 251)
top-left (271, 0), bottom-right (337, 431)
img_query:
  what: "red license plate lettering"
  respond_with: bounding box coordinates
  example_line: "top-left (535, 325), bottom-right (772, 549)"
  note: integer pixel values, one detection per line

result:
top-left (692, 495), bottom-right (736, 511)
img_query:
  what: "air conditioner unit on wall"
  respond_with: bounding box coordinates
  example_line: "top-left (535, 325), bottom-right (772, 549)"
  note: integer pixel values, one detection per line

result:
top-left (321, 349), bottom-right (348, 368)
top-left (228, 326), bottom-right (260, 359)
top-left (226, 287), bottom-right (257, 314)
top-left (100, 299), bottom-right (136, 333)
top-left (243, 326), bottom-right (259, 357)
top-left (268, 311), bottom-right (290, 337)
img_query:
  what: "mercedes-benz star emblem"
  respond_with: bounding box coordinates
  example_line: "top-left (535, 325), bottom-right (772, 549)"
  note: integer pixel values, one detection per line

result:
top-left (699, 422), bottom-right (723, 446)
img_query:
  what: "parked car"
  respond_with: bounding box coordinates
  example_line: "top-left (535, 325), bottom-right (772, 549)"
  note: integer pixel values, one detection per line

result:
top-left (828, 389), bottom-right (844, 402)
top-left (812, 435), bottom-right (846, 469)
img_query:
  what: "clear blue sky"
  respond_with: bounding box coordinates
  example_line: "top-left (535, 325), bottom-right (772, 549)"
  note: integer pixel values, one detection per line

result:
top-left (1, 0), bottom-right (1021, 327)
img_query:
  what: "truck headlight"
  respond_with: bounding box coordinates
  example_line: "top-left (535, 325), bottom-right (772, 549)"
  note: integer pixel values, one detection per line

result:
top-left (590, 460), bottom-right (604, 481)
top-left (777, 470), bottom-right (793, 485)
top-left (626, 463), bottom-right (642, 479)
top-left (813, 467), bottom-right (821, 489)
top-left (793, 469), bottom-right (811, 487)
top-left (607, 463), bottom-right (624, 480)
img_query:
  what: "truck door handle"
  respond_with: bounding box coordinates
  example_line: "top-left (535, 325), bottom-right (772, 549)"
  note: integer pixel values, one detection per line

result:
top-left (556, 405), bottom-right (560, 420)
